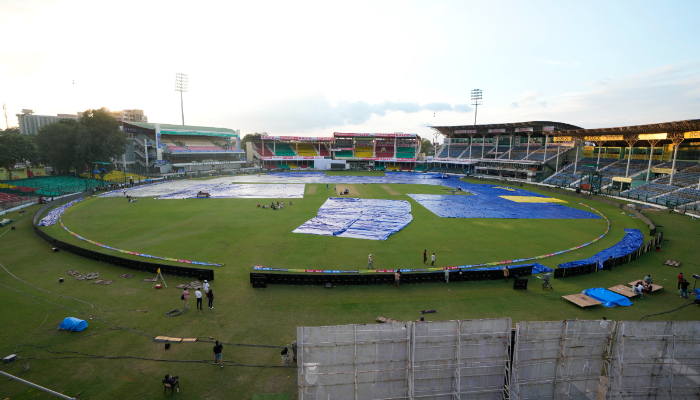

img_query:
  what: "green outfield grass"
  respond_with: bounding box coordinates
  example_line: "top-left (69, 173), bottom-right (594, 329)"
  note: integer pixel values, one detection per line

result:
top-left (1, 172), bottom-right (698, 400)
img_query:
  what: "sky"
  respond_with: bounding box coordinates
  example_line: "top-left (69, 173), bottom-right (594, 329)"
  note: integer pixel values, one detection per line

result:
top-left (1, 0), bottom-right (699, 138)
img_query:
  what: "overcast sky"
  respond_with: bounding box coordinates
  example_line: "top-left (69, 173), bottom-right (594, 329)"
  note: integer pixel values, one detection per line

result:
top-left (1, 0), bottom-right (698, 137)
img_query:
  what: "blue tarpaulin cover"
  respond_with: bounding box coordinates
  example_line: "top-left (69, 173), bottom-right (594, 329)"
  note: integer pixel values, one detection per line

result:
top-left (583, 288), bottom-right (633, 307)
top-left (293, 198), bottom-right (412, 241)
top-left (558, 229), bottom-right (644, 269)
top-left (407, 194), bottom-right (601, 219)
top-left (58, 317), bottom-right (88, 332)
top-left (461, 262), bottom-right (553, 273)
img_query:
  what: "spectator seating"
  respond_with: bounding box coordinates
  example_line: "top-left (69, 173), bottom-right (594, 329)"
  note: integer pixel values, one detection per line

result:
top-left (316, 144), bottom-right (331, 157)
top-left (354, 146), bottom-right (373, 158)
top-left (396, 146), bottom-right (416, 159)
top-left (375, 144), bottom-right (395, 157)
top-left (654, 187), bottom-right (700, 206)
top-left (296, 143), bottom-right (318, 156)
top-left (656, 164), bottom-right (700, 187)
top-left (621, 183), bottom-right (677, 201)
top-left (414, 164), bottom-right (427, 171)
top-left (254, 143), bottom-right (275, 157)
top-left (335, 150), bottom-right (353, 157)
top-left (271, 143), bottom-right (297, 157)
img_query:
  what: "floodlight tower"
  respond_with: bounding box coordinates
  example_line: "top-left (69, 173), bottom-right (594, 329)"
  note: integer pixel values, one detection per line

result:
top-left (471, 89), bottom-right (482, 126)
top-left (175, 73), bottom-right (188, 125)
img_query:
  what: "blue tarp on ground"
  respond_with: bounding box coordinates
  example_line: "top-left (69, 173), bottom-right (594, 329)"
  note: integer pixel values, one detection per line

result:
top-left (583, 288), bottom-right (633, 307)
top-left (38, 198), bottom-right (82, 226)
top-left (461, 262), bottom-right (553, 273)
top-left (293, 198), bottom-right (412, 240)
top-left (407, 194), bottom-right (601, 219)
top-left (558, 228), bottom-right (644, 269)
top-left (58, 317), bottom-right (88, 332)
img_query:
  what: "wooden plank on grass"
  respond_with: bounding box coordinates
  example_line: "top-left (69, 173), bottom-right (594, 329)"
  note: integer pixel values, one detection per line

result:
top-left (627, 281), bottom-right (664, 292)
top-left (608, 285), bottom-right (638, 298)
top-left (562, 294), bottom-right (602, 308)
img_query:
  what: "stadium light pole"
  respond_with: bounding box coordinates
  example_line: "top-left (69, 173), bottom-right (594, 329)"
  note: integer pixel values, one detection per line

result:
top-left (175, 73), bottom-right (188, 126)
top-left (471, 89), bottom-right (482, 126)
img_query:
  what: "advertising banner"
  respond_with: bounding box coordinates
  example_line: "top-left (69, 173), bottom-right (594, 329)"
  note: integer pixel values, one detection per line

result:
top-left (652, 167), bottom-right (675, 174)
top-left (161, 130), bottom-right (236, 138)
top-left (612, 176), bottom-right (632, 183)
top-left (514, 127), bottom-right (533, 132)
top-left (542, 126), bottom-right (555, 131)
top-left (488, 129), bottom-right (506, 133)
top-left (260, 135), bottom-right (276, 140)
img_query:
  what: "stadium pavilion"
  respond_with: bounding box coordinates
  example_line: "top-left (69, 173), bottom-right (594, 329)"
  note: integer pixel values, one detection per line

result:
top-left (430, 119), bottom-right (700, 207)
top-left (117, 122), bottom-right (245, 175)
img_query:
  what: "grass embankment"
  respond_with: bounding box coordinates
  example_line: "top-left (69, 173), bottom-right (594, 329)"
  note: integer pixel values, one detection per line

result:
top-left (0, 174), bottom-right (697, 399)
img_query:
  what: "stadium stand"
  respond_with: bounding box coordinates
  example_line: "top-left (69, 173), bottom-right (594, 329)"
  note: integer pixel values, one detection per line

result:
top-left (271, 143), bottom-right (297, 157)
top-left (444, 144), bottom-right (469, 158)
top-left (656, 164), bottom-right (700, 187)
top-left (335, 150), bottom-right (353, 157)
top-left (181, 137), bottom-right (223, 152)
top-left (3, 176), bottom-right (102, 197)
top-left (396, 146), bottom-right (416, 159)
top-left (296, 143), bottom-right (318, 156)
top-left (161, 135), bottom-right (189, 152)
top-left (414, 164), bottom-right (427, 172)
top-left (102, 170), bottom-right (147, 182)
top-left (375, 143), bottom-right (395, 157)
top-left (354, 145), bottom-right (373, 158)
top-left (653, 186), bottom-right (700, 206)
top-left (254, 143), bottom-right (275, 157)
top-left (316, 143), bottom-right (331, 157)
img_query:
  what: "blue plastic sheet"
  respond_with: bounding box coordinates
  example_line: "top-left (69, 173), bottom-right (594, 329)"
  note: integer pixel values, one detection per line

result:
top-left (293, 198), bottom-right (412, 241)
top-left (407, 194), bottom-right (600, 219)
top-left (157, 183), bottom-right (305, 199)
top-left (461, 262), bottom-right (553, 273)
top-left (38, 198), bottom-right (82, 226)
top-left (582, 288), bottom-right (633, 307)
top-left (58, 317), bottom-right (88, 332)
top-left (558, 229), bottom-right (644, 269)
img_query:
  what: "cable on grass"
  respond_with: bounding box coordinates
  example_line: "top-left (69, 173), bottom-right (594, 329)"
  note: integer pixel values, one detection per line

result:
top-left (640, 302), bottom-right (695, 321)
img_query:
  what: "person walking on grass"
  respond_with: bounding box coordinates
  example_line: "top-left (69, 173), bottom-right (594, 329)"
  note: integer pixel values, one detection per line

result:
top-left (678, 272), bottom-right (684, 290)
top-left (394, 269), bottom-right (401, 288)
top-left (503, 266), bottom-right (509, 283)
top-left (431, 253), bottom-right (436, 266)
top-left (203, 280), bottom-right (210, 294)
top-left (207, 289), bottom-right (214, 309)
top-left (195, 288), bottom-right (203, 310)
top-left (423, 249), bottom-right (427, 264)
top-left (444, 268), bottom-right (449, 283)
top-left (213, 340), bottom-right (223, 368)
top-left (367, 254), bottom-right (374, 269)
top-left (182, 288), bottom-right (190, 309)
top-left (680, 279), bottom-right (690, 299)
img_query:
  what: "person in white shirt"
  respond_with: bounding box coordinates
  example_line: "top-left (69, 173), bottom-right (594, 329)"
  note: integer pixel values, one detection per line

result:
top-left (202, 280), bottom-right (210, 293)
top-left (195, 289), bottom-right (203, 309)
top-left (431, 253), bottom-right (436, 266)
top-left (367, 254), bottom-right (373, 269)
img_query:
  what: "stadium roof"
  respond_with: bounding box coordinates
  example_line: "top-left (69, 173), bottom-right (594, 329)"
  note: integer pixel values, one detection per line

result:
top-left (125, 122), bottom-right (238, 134)
top-left (430, 121), bottom-right (583, 137)
top-left (551, 119), bottom-right (700, 137)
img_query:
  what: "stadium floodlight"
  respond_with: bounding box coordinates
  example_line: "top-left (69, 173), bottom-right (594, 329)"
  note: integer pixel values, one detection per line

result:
top-left (175, 73), bottom-right (188, 125)
top-left (471, 89), bottom-right (482, 126)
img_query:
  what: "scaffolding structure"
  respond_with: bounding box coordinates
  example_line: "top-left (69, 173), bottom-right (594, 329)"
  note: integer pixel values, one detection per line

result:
top-left (412, 319), bottom-right (511, 399)
top-left (509, 320), bottom-right (615, 400)
top-left (607, 321), bottom-right (700, 400)
top-left (297, 318), bottom-right (511, 400)
top-left (298, 323), bottom-right (412, 399)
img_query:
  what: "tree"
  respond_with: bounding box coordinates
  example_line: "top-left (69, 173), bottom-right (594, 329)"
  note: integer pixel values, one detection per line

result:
top-left (36, 119), bottom-right (78, 174)
top-left (420, 138), bottom-right (433, 154)
top-left (0, 133), bottom-right (38, 180)
top-left (240, 132), bottom-right (266, 147)
top-left (0, 127), bottom-right (20, 136)
top-left (73, 109), bottom-right (127, 174)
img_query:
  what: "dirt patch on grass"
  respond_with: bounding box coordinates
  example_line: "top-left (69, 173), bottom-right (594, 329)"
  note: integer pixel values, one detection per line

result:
top-left (305, 185), bottom-right (317, 195)
top-left (381, 185), bottom-right (400, 195)
top-left (336, 184), bottom-right (360, 196)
